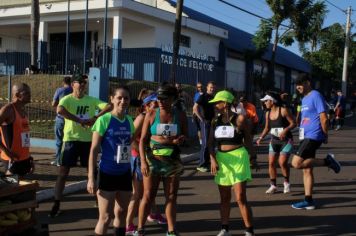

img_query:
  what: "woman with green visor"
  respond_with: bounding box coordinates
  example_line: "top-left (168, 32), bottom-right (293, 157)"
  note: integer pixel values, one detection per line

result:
top-left (208, 90), bottom-right (255, 236)
top-left (135, 83), bottom-right (187, 236)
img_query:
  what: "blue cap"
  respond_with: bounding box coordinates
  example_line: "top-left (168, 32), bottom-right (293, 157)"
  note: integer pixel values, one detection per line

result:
top-left (143, 93), bottom-right (157, 105)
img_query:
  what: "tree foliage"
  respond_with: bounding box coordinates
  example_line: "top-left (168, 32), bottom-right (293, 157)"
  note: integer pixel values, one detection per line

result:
top-left (252, 0), bottom-right (327, 81)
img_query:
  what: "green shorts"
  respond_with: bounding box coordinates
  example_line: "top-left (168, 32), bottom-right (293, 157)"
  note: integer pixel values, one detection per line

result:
top-left (214, 147), bottom-right (252, 186)
top-left (146, 144), bottom-right (184, 178)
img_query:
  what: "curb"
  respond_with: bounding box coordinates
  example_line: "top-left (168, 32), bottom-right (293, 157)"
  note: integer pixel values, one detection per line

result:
top-left (36, 152), bottom-right (200, 203)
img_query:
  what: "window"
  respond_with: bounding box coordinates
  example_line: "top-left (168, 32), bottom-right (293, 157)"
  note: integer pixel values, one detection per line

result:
top-left (121, 63), bottom-right (134, 79)
top-left (0, 37), bottom-right (2, 48)
top-left (172, 34), bottom-right (191, 48)
top-left (143, 63), bottom-right (155, 82)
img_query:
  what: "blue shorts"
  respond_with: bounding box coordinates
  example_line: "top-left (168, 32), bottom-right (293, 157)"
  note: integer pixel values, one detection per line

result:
top-left (60, 141), bottom-right (91, 167)
top-left (269, 139), bottom-right (293, 156)
top-left (130, 156), bottom-right (143, 181)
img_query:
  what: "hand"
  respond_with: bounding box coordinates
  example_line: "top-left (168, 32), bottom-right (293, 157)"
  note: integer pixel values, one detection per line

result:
top-left (256, 137), bottom-right (262, 146)
top-left (87, 178), bottom-right (97, 195)
top-left (141, 160), bottom-right (150, 177)
top-left (173, 135), bottom-right (186, 145)
top-left (279, 131), bottom-right (287, 141)
top-left (250, 158), bottom-right (260, 172)
top-left (210, 159), bottom-right (219, 176)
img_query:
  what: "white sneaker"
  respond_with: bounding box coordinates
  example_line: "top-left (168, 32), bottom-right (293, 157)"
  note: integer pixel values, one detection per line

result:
top-left (265, 185), bottom-right (277, 194)
top-left (283, 182), bottom-right (291, 193)
top-left (217, 229), bottom-right (231, 236)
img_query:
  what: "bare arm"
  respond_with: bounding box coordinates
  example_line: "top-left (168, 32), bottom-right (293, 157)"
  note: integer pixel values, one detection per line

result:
top-left (320, 112), bottom-right (328, 137)
top-left (193, 103), bottom-right (204, 121)
top-left (52, 100), bottom-right (59, 108)
top-left (257, 111), bottom-right (270, 145)
top-left (280, 107), bottom-right (296, 140)
top-left (131, 113), bottom-right (145, 150)
top-left (0, 105), bottom-right (18, 159)
top-left (87, 132), bottom-right (102, 194)
top-left (57, 105), bottom-right (83, 124)
top-left (139, 111), bottom-right (154, 177)
top-left (238, 115), bottom-right (255, 158)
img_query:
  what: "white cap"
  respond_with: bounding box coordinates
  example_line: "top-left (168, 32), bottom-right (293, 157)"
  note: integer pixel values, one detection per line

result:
top-left (260, 95), bottom-right (276, 102)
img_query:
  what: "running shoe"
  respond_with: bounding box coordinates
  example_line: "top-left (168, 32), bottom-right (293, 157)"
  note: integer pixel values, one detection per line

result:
top-left (245, 231), bottom-right (255, 236)
top-left (166, 230), bottom-right (179, 236)
top-left (133, 229), bottom-right (145, 236)
top-left (126, 223), bottom-right (136, 235)
top-left (196, 166), bottom-right (209, 172)
top-left (326, 153), bottom-right (341, 173)
top-left (265, 184), bottom-right (277, 194)
top-left (147, 213), bottom-right (167, 224)
top-left (291, 200), bottom-right (316, 210)
top-left (48, 202), bottom-right (61, 218)
top-left (217, 229), bottom-right (231, 236)
top-left (283, 182), bottom-right (291, 193)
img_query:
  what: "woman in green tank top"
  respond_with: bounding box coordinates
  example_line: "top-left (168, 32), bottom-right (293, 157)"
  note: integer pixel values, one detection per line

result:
top-left (136, 84), bottom-right (187, 236)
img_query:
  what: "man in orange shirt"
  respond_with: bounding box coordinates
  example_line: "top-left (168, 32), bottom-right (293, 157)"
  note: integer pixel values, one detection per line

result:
top-left (0, 83), bottom-right (34, 177)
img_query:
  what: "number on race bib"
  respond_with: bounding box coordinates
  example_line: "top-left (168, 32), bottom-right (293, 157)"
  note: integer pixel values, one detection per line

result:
top-left (116, 145), bottom-right (131, 164)
top-left (270, 127), bottom-right (284, 137)
top-left (215, 126), bottom-right (235, 138)
top-left (156, 124), bottom-right (177, 137)
top-left (299, 128), bottom-right (305, 140)
top-left (21, 132), bottom-right (30, 147)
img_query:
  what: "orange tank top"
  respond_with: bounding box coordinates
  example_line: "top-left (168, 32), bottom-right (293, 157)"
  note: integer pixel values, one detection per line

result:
top-left (0, 104), bottom-right (30, 161)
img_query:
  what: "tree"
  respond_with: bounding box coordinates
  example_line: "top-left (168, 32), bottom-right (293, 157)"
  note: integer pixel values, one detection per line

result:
top-left (303, 23), bottom-right (356, 90)
top-left (30, 0), bottom-right (40, 69)
top-left (170, 0), bottom-right (184, 83)
top-left (253, 0), bottom-right (327, 81)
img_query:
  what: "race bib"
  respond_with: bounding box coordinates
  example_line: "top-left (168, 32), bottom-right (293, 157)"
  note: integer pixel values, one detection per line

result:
top-left (215, 126), bottom-right (235, 138)
top-left (270, 127), bottom-right (284, 137)
top-left (21, 132), bottom-right (30, 147)
top-left (156, 124), bottom-right (177, 136)
top-left (116, 145), bottom-right (131, 164)
top-left (299, 128), bottom-right (305, 140)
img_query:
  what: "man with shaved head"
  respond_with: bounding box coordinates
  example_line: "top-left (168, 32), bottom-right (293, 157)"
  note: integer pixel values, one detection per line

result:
top-left (0, 83), bottom-right (33, 177)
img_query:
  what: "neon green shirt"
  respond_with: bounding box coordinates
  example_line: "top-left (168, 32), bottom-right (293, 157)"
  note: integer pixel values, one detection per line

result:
top-left (59, 94), bottom-right (107, 142)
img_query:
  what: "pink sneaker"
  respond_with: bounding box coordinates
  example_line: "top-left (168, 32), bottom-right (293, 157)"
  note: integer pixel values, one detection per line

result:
top-left (126, 223), bottom-right (136, 235)
top-left (147, 213), bottom-right (167, 224)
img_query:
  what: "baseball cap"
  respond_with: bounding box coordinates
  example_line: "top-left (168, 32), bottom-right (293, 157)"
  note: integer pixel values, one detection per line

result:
top-left (260, 94), bottom-right (277, 102)
top-left (209, 90), bottom-right (234, 104)
top-left (71, 74), bottom-right (86, 83)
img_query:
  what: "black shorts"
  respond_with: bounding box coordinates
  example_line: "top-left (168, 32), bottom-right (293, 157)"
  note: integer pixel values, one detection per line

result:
top-left (1, 157), bottom-right (33, 177)
top-left (97, 170), bottom-right (132, 192)
top-left (60, 141), bottom-right (91, 167)
top-left (296, 139), bottom-right (322, 159)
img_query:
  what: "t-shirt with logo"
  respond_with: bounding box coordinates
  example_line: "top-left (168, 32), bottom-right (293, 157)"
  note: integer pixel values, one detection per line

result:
top-left (300, 90), bottom-right (327, 141)
top-left (59, 94), bottom-right (107, 142)
top-left (92, 113), bottom-right (134, 175)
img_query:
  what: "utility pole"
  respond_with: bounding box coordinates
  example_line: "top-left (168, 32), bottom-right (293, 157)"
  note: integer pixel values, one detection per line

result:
top-left (65, 0), bottom-right (70, 74)
top-left (342, 6), bottom-right (351, 96)
top-left (170, 0), bottom-right (184, 83)
top-left (102, 0), bottom-right (108, 69)
top-left (83, 0), bottom-right (89, 73)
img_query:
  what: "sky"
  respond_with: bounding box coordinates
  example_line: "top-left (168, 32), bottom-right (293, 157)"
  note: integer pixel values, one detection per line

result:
top-left (182, 0), bottom-right (356, 56)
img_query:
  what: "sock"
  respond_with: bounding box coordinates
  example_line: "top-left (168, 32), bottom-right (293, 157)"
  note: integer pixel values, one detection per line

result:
top-left (283, 176), bottom-right (289, 183)
top-left (270, 179), bottom-right (277, 186)
top-left (305, 195), bottom-right (313, 203)
top-left (221, 224), bottom-right (229, 231)
top-left (246, 226), bottom-right (254, 234)
top-left (114, 227), bottom-right (126, 236)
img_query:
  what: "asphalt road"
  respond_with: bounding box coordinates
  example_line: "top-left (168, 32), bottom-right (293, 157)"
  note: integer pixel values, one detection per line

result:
top-left (35, 117), bottom-right (356, 236)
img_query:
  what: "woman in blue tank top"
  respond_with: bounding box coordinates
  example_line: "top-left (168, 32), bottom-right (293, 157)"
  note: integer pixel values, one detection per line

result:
top-left (87, 86), bottom-right (135, 236)
top-left (135, 84), bottom-right (187, 236)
